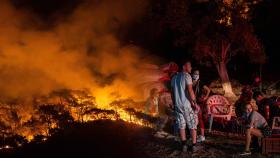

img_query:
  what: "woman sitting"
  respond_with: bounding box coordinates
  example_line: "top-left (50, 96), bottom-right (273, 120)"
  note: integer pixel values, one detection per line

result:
top-left (240, 103), bottom-right (272, 156)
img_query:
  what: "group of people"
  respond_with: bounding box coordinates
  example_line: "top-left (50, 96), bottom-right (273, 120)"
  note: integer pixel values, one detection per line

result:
top-left (144, 61), bottom-right (280, 155)
top-left (145, 61), bottom-right (211, 152)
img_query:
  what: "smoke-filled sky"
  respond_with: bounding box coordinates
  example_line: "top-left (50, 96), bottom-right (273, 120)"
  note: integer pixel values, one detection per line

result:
top-left (0, 0), bottom-right (157, 104)
top-left (1, 0), bottom-right (279, 103)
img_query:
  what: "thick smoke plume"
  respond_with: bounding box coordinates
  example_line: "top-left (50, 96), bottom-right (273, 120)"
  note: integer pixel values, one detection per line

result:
top-left (0, 0), bottom-right (151, 106)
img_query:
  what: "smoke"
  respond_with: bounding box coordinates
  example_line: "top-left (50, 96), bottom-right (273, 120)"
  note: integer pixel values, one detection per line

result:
top-left (0, 0), bottom-right (151, 105)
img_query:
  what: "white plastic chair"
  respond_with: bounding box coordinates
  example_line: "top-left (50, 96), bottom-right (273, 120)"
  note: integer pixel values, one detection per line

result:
top-left (206, 95), bottom-right (233, 132)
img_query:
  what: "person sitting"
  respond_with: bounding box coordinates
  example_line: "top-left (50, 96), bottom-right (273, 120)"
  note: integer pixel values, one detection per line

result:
top-left (145, 88), bottom-right (160, 116)
top-left (155, 62), bottom-right (179, 138)
top-left (240, 103), bottom-right (272, 156)
top-left (192, 69), bottom-right (211, 142)
top-left (154, 90), bottom-right (174, 138)
top-left (253, 91), bottom-right (280, 126)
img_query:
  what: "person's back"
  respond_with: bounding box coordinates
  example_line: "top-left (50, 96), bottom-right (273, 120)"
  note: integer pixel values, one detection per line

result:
top-left (246, 111), bottom-right (268, 129)
top-left (171, 72), bottom-right (192, 109)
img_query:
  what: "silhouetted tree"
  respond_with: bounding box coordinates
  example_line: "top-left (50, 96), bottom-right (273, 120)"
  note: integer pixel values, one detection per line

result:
top-left (194, 22), bottom-right (265, 97)
top-left (38, 104), bottom-right (73, 135)
top-left (193, 0), bottom-right (265, 97)
top-left (38, 105), bottom-right (58, 136)
top-left (153, 0), bottom-right (265, 97)
top-left (65, 90), bottom-right (96, 122)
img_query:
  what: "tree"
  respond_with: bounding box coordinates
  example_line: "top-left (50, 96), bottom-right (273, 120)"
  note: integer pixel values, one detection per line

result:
top-left (194, 22), bottom-right (265, 97)
top-left (38, 104), bottom-right (59, 136)
top-left (152, 0), bottom-right (265, 97)
top-left (193, 1), bottom-right (265, 97)
top-left (65, 90), bottom-right (96, 122)
top-left (38, 104), bottom-right (73, 135)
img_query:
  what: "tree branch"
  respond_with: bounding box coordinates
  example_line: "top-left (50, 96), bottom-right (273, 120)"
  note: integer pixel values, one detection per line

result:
top-left (225, 47), bottom-right (241, 64)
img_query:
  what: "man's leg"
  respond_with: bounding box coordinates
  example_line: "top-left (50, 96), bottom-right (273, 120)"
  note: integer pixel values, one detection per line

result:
top-left (180, 128), bottom-right (187, 141)
top-left (179, 128), bottom-right (188, 152)
top-left (176, 112), bottom-right (188, 148)
top-left (190, 129), bottom-right (197, 144)
top-left (184, 105), bottom-right (198, 146)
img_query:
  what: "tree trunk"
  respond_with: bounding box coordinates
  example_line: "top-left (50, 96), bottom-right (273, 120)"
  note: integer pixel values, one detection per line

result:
top-left (216, 61), bottom-right (236, 97)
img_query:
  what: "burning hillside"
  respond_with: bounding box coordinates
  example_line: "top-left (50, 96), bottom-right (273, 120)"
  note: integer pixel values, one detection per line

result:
top-left (0, 0), bottom-right (169, 150)
top-left (0, 89), bottom-right (160, 149)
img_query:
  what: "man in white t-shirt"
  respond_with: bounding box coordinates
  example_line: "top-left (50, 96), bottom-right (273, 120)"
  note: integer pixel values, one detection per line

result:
top-left (171, 61), bottom-right (199, 152)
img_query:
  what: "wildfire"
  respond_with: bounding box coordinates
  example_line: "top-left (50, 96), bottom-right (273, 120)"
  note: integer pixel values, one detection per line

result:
top-left (0, 88), bottom-right (157, 151)
top-left (26, 135), bottom-right (34, 142)
top-left (0, 0), bottom-right (155, 151)
top-left (94, 89), bottom-right (115, 109)
top-left (85, 91), bottom-right (153, 127)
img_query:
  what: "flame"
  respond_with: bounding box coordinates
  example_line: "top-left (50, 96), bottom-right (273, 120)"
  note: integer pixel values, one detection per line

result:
top-left (0, 0), bottom-right (154, 148)
top-left (94, 89), bottom-right (114, 108)
top-left (26, 135), bottom-right (34, 142)
top-left (82, 107), bottom-right (153, 127)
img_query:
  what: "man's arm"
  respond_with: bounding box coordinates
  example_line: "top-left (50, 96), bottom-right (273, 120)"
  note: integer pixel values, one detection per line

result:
top-left (185, 73), bottom-right (196, 105)
top-left (187, 84), bottom-right (196, 103)
top-left (170, 88), bottom-right (175, 110)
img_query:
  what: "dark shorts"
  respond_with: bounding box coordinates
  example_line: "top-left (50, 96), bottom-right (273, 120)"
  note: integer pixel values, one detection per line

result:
top-left (261, 126), bottom-right (272, 137)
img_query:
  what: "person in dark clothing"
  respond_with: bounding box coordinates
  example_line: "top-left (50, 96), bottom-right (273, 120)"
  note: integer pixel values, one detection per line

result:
top-left (192, 69), bottom-right (211, 143)
top-left (235, 85), bottom-right (258, 118)
top-left (253, 91), bottom-right (280, 126)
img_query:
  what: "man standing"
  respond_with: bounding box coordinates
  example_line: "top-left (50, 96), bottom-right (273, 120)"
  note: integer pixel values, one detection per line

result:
top-left (171, 61), bottom-right (199, 152)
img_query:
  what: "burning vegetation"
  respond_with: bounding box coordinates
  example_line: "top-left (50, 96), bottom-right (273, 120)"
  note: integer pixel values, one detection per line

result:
top-left (0, 89), bottom-right (158, 149)
top-left (0, 0), bottom-right (158, 150)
